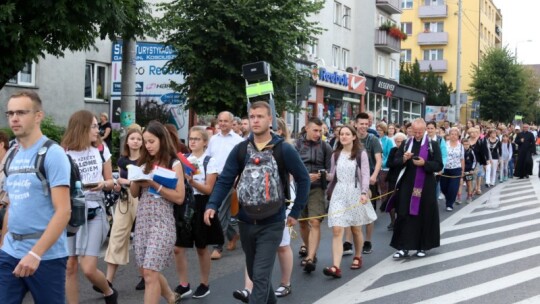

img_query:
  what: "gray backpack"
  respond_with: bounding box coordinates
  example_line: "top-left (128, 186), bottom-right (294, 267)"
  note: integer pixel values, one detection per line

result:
top-left (236, 141), bottom-right (286, 220)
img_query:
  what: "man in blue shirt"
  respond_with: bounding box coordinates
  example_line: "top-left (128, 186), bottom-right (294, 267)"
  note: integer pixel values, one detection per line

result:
top-left (0, 91), bottom-right (71, 304)
top-left (204, 101), bottom-right (310, 304)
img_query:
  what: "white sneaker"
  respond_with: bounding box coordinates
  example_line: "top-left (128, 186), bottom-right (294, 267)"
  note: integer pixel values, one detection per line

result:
top-left (446, 207), bottom-right (453, 212)
top-left (438, 194), bottom-right (445, 200)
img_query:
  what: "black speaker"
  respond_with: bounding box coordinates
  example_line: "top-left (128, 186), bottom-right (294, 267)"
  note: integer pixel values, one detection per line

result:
top-left (242, 61), bottom-right (270, 82)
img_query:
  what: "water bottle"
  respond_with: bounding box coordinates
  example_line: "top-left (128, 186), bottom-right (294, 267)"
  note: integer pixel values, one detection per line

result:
top-left (69, 181), bottom-right (86, 228)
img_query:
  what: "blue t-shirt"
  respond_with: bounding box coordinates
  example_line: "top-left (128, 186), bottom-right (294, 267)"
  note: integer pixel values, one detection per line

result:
top-left (2, 136), bottom-right (71, 260)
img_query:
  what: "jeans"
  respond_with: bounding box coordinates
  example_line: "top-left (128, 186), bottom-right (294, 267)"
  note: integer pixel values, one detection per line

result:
top-left (508, 157), bottom-right (515, 177)
top-left (0, 250), bottom-right (67, 304)
top-left (440, 168), bottom-right (462, 208)
top-left (239, 221), bottom-right (284, 304)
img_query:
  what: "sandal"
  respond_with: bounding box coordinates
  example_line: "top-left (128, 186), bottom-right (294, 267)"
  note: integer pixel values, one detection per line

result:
top-left (300, 255), bottom-right (317, 267)
top-left (323, 266), bottom-right (342, 278)
top-left (233, 288), bottom-right (250, 303)
top-left (274, 284), bottom-right (292, 297)
top-left (298, 245), bottom-right (308, 258)
top-left (303, 259), bottom-right (316, 273)
top-left (350, 256), bottom-right (362, 270)
top-left (393, 250), bottom-right (410, 259)
top-left (168, 292), bottom-right (181, 304)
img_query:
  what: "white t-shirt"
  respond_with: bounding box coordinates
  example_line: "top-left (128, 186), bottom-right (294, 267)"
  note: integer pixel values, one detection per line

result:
top-left (186, 153), bottom-right (219, 195)
top-left (206, 130), bottom-right (244, 173)
top-left (67, 145), bottom-right (112, 208)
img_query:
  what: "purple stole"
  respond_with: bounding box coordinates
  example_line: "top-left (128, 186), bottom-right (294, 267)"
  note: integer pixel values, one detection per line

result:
top-left (385, 135), bottom-right (430, 216)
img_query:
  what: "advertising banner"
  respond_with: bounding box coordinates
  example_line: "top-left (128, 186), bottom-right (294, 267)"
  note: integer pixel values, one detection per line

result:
top-left (425, 105), bottom-right (450, 122)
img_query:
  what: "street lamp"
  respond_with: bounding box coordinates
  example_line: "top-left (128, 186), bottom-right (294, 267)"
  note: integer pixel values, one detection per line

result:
top-left (515, 40), bottom-right (533, 64)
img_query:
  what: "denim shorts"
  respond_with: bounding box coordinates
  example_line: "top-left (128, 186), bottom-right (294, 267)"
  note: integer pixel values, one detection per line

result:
top-left (0, 250), bottom-right (67, 304)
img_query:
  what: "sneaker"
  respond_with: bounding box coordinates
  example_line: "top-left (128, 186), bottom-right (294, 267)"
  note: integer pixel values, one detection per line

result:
top-left (416, 250), bottom-right (426, 257)
top-left (342, 241), bottom-right (353, 256)
top-left (446, 207), bottom-right (453, 212)
top-left (104, 287), bottom-right (118, 304)
top-left (192, 283), bottom-right (210, 299)
top-left (362, 241), bottom-right (372, 254)
top-left (175, 283), bottom-right (192, 298)
top-left (455, 200), bottom-right (461, 205)
top-left (233, 288), bottom-right (250, 303)
top-left (438, 193), bottom-right (445, 200)
top-left (135, 277), bottom-right (145, 290)
top-left (274, 283), bottom-right (292, 297)
top-left (92, 280), bottom-right (113, 293)
top-left (466, 196), bottom-right (472, 204)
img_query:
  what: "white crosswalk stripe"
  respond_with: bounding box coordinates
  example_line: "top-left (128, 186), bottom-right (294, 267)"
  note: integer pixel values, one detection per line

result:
top-left (315, 169), bottom-right (540, 304)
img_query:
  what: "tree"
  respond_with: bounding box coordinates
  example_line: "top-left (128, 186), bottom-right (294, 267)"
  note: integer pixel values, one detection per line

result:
top-left (157, 0), bottom-right (324, 115)
top-left (400, 60), bottom-right (424, 90)
top-left (399, 60), bottom-right (452, 106)
top-left (519, 67), bottom-right (540, 124)
top-left (469, 47), bottom-right (526, 122)
top-left (0, 0), bottom-right (148, 89)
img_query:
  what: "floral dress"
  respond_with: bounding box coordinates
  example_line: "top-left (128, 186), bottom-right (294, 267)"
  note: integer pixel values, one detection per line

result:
top-left (134, 175), bottom-right (177, 271)
top-left (328, 152), bottom-right (377, 227)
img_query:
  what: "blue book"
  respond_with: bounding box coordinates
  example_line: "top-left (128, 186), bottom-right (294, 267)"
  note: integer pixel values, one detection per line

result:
top-left (149, 166), bottom-right (178, 196)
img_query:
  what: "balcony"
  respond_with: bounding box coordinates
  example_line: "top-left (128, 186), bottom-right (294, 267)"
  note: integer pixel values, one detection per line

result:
top-left (417, 32), bottom-right (449, 45)
top-left (374, 30), bottom-right (401, 53)
top-left (419, 60), bottom-right (447, 72)
top-left (418, 5), bottom-right (448, 18)
top-left (376, 0), bottom-right (402, 15)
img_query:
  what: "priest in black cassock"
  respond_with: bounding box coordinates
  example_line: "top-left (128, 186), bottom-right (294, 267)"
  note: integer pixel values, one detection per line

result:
top-left (514, 124), bottom-right (535, 179)
top-left (386, 119), bottom-right (443, 259)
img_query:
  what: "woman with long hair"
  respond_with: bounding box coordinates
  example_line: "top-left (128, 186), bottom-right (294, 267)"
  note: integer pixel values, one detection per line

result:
top-left (104, 127), bottom-right (144, 288)
top-left (62, 111), bottom-right (117, 304)
top-left (323, 126), bottom-right (374, 278)
top-left (99, 112), bottom-right (112, 149)
top-left (130, 121), bottom-right (185, 304)
top-left (440, 127), bottom-right (465, 212)
top-left (173, 126), bottom-right (222, 299)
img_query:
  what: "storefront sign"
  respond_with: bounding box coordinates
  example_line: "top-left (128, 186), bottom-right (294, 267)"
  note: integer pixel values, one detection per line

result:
top-left (313, 67), bottom-right (366, 94)
top-left (373, 77), bottom-right (397, 95)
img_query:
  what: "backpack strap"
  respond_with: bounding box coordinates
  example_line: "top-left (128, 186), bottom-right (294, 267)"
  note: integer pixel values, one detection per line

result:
top-left (97, 144), bottom-right (106, 163)
top-left (272, 141), bottom-right (290, 200)
top-left (3, 145), bottom-right (19, 178)
top-left (203, 155), bottom-right (211, 179)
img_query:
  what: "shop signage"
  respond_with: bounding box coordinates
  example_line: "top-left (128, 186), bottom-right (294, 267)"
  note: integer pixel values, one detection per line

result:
top-left (312, 67), bottom-right (366, 94)
top-left (373, 77), bottom-right (397, 95)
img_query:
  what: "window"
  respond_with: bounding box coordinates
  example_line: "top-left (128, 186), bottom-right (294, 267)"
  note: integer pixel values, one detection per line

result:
top-left (423, 49), bottom-right (444, 60)
top-left (332, 45), bottom-right (340, 67)
top-left (343, 6), bottom-right (351, 29)
top-left (426, 0), bottom-right (444, 5)
top-left (401, 22), bottom-right (413, 35)
top-left (403, 100), bottom-right (422, 122)
top-left (334, 1), bottom-right (342, 25)
top-left (402, 0), bottom-right (413, 9)
top-left (85, 62), bottom-right (108, 100)
top-left (8, 62), bottom-right (36, 86)
top-left (342, 49), bottom-right (350, 69)
top-left (377, 55), bottom-right (386, 75)
top-left (424, 22), bottom-right (444, 33)
top-left (389, 59), bottom-right (397, 79)
top-left (306, 38), bottom-right (318, 58)
top-left (401, 49), bottom-right (412, 63)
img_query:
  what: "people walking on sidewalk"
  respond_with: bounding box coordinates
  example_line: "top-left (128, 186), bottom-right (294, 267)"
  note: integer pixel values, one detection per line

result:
top-left (387, 119), bottom-right (443, 259)
top-left (323, 126), bottom-right (375, 279)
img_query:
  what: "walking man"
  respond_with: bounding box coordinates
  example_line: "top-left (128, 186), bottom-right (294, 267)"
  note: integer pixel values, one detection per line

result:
top-left (514, 124), bottom-right (535, 179)
top-left (0, 91), bottom-right (71, 304)
top-left (204, 101), bottom-right (309, 303)
top-left (296, 117), bottom-right (333, 273)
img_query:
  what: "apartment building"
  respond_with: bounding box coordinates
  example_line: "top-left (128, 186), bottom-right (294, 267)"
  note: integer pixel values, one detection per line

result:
top-left (400, 0), bottom-right (502, 121)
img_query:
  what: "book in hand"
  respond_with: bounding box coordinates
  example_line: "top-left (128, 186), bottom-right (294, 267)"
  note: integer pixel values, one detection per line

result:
top-left (127, 165), bottom-right (153, 181)
top-left (149, 166), bottom-right (178, 197)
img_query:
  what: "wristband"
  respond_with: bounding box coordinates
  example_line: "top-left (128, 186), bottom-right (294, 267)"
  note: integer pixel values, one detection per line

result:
top-left (157, 185), bottom-right (163, 193)
top-left (28, 251), bottom-right (41, 261)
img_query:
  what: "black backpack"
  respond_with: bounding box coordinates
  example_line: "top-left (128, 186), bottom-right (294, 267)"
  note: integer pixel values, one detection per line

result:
top-left (174, 157), bottom-right (197, 232)
top-left (4, 139), bottom-right (85, 230)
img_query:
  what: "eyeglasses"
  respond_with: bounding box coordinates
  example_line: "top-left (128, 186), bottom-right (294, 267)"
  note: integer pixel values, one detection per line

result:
top-left (189, 137), bottom-right (202, 142)
top-left (5, 110), bottom-right (37, 118)
top-left (91, 124), bottom-right (99, 129)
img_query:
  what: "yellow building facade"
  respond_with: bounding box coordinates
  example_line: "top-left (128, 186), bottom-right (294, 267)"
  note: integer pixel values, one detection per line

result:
top-left (400, 0), bottom-right (502, 122)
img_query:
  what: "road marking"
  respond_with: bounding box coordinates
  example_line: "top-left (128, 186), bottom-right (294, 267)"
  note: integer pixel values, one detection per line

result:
top-left (513, 294), bottom-right (540, 304)
top-left (465, 201), bottom-right (539, 217)
top-left (441, 218), bottom-right (540, 245)
top-left (446, 208), bottom-right (540, 231)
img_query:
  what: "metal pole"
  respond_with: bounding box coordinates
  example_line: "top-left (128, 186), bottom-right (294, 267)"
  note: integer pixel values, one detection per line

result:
top-left (455, 0), bottom-right (463, 123)
top-left (119, 38), bottom-right (137, 154)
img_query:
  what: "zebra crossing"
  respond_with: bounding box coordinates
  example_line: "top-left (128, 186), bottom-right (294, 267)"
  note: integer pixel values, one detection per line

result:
top-left (315, 174), bottom-right (540, 304)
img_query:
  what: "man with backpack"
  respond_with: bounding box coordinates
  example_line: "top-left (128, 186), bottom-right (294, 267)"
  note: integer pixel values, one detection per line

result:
top-left (204, 101), bottom-right (310, 304)
top-left (295, 117), bottom-right (333, 273)
top-left (0, 91), bottom-right (71, 304)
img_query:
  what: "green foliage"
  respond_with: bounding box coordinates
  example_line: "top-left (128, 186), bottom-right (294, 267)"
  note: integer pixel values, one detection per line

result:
top-left (400, 59), bottom-right (452, 106)
top-left (469, 47), bottom-right (526, 122)
top-left (41, 116), bottom-right (66, 143)
top-left (156, 0), bottom-right (324, 115)
top-left (0, 0), bottom-right (150, 88)
top-left (110, 129), bottom-right (121, 170)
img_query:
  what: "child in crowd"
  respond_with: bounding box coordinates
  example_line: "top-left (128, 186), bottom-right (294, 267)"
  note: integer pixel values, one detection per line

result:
top-left (462, 138), bottom-right (477, 204)
top-left (500, 134), bottom-right (513, 182)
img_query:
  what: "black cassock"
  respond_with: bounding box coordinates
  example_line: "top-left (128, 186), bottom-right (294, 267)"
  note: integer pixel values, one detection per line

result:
top-left (390, 138), bottom-right (443, 251)
top-left (514, 131), bottom-right (535, 178)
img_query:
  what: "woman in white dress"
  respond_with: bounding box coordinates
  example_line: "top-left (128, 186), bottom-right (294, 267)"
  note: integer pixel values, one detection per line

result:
top-left (323, 126), bottom-right (376, 278)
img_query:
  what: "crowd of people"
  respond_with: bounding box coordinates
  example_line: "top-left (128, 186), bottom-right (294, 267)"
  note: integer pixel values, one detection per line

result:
top-left (0, 89), bottom-right (538, 304)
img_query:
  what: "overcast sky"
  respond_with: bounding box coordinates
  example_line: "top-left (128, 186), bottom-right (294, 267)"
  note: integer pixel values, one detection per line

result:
top-left (492, 0), bottom-right (539, 64)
